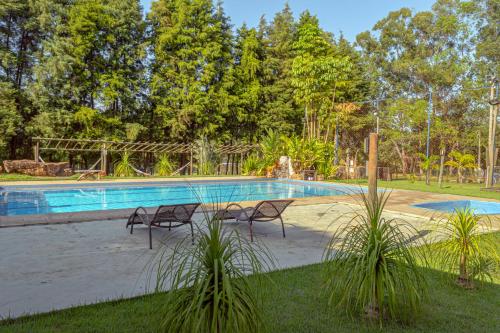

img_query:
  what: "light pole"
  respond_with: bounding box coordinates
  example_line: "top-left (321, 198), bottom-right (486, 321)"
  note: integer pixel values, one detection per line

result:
top-left (374, 100), bottom-right (380, 134)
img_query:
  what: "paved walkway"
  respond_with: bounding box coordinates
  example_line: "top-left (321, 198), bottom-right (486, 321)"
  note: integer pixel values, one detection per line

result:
top-left (0, 203), bottom-right (432, 318)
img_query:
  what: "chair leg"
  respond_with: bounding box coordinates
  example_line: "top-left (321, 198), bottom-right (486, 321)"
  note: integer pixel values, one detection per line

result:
top-left (130, 217), bottom-right (134, 235)
top-left (149, 224), bottom-right (152, 250)
top-left (168, 221), bottom-right (171, 231)
top-left (279, 216), bottom-right (286, 238)
top-left (189, 222), bottom-right (195, 245)
top-left (249, 219), bottom-right (254, 242)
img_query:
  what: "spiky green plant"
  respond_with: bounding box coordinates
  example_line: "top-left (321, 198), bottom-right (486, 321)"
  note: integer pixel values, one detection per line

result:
top-left (432, 208), bottom-right (498, 288)
top-left (114, 152), bottom-right (135, 177)
top-left (154, 154), bottom-right (173, 176)
top-left (260, 129), bottom-right (285, 167)
top-left (153, 207), bottom-right (273, 333)
top-left (323, 191), bottom-right (427, 322)
top-left (241, 154), bottom-right (264, 176)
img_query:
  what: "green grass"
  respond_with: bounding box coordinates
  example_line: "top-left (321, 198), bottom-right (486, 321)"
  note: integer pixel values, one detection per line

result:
top-left (1, 233), bottom-right (499, 333)
top-left (330, 179), bottom-right (500, 200)
top-left (0, 173), bottom-right (80, 182)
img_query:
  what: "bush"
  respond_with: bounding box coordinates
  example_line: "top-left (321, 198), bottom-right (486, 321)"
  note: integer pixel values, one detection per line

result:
top-left (241, 154), bottom-right (264, 176)
top-left (154, 154), bottom-right (173, 176)
top-left (114, 152), bottom-right (135, 177)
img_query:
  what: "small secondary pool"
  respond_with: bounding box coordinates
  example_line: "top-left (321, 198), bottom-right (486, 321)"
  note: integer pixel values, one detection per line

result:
top-left (413, 200), bottom-right (500, 215)
top-left (0, 180), bottom-right (361, 216)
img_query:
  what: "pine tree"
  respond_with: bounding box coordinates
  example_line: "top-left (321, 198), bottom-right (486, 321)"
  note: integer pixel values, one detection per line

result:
top-left (29, 0), bottom-right (147, 141)
top-left (259, 4), bottom-right (301, 136)
top-left (229, 25), bottom-right (264, 142)
top-left (149, 0), bottom-right (233, 142)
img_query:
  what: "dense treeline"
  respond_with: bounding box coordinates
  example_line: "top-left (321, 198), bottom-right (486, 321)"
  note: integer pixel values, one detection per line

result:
top-left (0, 0), bottom-right (498, 173)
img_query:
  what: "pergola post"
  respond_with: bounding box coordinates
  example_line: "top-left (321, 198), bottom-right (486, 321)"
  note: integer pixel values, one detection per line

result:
top-left (189, 148), bottom-right (193, 175)
top-left (368, 132), bottom-right (378, 203)
top-left (101, 144), bottom-right (107, 175)
top-left (34, 141), bottom-right (40, 163)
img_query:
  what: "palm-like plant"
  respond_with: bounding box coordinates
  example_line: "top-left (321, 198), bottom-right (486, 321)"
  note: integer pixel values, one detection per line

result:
top-left (432, 208), bottom-right (498, 288)
top-left (260, 129), bottom-right (285, 168)
top-left (323, 191), bottom-right (426, 322)
top-left (153, 209), bottom-right (273, 333)
top-left (445, 151), bottom-right (476, 183)
top-left (114, 152), bottom-right (135, 177)
top-left (241, 153), bottom-right (264, 176)
top-left (154, 154), bottom-right (173, 176)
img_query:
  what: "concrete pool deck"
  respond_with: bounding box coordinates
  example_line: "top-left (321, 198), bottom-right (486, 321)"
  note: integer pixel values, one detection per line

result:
top-left (0, 202), bottom-right (436, 319)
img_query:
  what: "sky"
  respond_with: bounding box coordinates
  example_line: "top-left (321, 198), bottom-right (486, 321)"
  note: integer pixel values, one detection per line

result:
top-left (140, 0), bottom-right (436, 41)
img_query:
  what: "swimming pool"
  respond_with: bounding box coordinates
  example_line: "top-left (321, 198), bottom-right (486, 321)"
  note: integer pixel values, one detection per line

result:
top-left (413, 200), bottom-right (500, 215)
top-left (0, 180), bottom-right (360, 216)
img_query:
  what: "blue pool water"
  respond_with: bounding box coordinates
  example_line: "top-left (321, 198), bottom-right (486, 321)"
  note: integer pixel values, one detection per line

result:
top-left (413, 200), bottom-right (500, 215)
top-left (0, 180), bottom-right (361, 216)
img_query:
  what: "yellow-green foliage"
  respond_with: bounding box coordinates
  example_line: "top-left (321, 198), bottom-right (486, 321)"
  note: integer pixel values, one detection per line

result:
top-left (154, 154), bottom-right (173, 176)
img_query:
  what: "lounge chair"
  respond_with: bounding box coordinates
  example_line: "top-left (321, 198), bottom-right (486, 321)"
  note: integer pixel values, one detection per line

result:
top-left (126, 203), bottom-right (200, 249)
top-left (214, 199), bottom-right (294, 242)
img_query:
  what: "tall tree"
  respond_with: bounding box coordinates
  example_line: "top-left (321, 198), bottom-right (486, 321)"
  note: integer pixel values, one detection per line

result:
top-left (229, 25), bottom-right (264, 142)
top-left (29, 0), bottom-right (147, 141)
top-left (259, 4), bottom-right (301, 136)
top-left (149, 0), bottom-right (233, 142)
top-left (0, 0), bottom-right (47, 158)
top-left (291, 11), bottom-right (352, 139)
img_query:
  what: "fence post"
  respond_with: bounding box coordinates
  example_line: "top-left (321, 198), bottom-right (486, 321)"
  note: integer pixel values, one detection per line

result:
top-left (368, 132), bottom-right (378, 202)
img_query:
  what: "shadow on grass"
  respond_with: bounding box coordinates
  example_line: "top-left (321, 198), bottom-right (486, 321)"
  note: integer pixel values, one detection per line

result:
top-left (1, 263), bottom-right (498, 333)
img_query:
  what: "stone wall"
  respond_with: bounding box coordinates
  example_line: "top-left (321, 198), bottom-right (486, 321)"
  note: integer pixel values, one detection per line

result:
top-left (2, 160), bottom-right (71, 177)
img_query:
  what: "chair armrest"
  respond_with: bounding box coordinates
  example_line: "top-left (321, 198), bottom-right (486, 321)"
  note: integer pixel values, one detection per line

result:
top-left (217, 203), bottom-right (251, 220)
top-left (132, 206), bottom-right (150, 225)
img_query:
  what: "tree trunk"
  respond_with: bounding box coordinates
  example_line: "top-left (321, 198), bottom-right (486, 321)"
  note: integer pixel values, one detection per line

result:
top-left (438, 148), bottom-right (445, 188)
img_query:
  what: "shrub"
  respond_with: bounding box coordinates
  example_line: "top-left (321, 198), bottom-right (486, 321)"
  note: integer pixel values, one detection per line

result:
top-left (114, 152), bottom-right (135, 177)
top-left (242, 154), bottom-right (264, 176)
top-left (154, 154), bottom-right (173, 176)
top-left (323, 191), bottom-right (427, 322)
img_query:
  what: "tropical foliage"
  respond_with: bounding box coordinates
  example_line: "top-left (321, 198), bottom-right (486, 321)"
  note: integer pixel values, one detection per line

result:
top-left (323, 192), bottom-right (427, 322)
top-left (431, 208), bottom-right (499, 288)
top-left (445, 151), bottom-right (477, 183)
top-left (153, 211), bottom-right (272, 333)
top-left (114, 152), bottom-right (135, 177)
top-left (154, 154), bottom-right (174, 176)
top-left (241, 154), bottom-right (265, 176)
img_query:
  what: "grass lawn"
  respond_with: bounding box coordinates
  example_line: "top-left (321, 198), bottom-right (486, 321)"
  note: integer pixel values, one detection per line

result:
top-left (1, 234), bottom-right (499, 333)
top-left (331, 179), bottom-right (500, 200)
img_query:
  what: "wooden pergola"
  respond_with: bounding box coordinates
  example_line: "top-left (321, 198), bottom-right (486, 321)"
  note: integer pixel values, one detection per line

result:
top-left (32, 137), bottom-right (258, 175)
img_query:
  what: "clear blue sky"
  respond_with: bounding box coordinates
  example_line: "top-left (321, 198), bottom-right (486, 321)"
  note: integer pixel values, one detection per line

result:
top-left (140, 0), bottom-right (435, 41)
